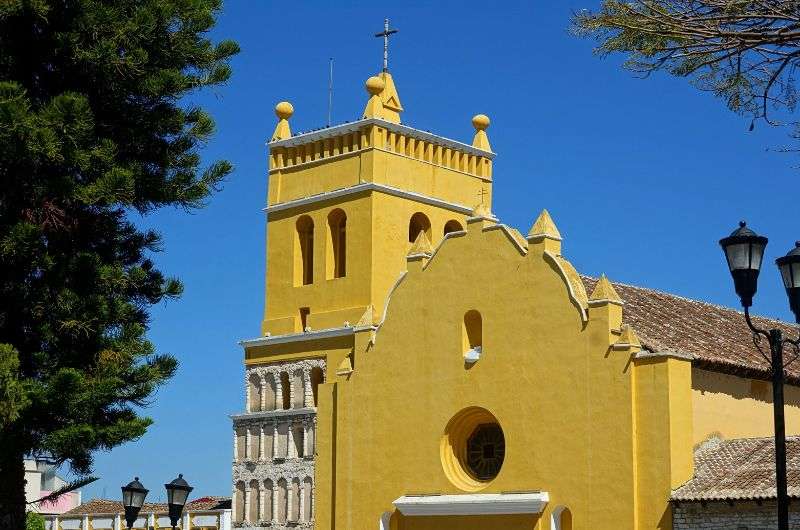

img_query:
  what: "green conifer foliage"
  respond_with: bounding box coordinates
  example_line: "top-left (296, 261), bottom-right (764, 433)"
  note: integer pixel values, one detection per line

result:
top-left (0, 2), bottom-right (239, 527)
top-left (25, 512), bottom-right (45, 530)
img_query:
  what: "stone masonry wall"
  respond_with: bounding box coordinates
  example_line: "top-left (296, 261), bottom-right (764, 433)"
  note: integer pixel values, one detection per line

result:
top-left (673, 501), bottom-right (800, 530)
top-left (231, 358), bottom-right (325, 530)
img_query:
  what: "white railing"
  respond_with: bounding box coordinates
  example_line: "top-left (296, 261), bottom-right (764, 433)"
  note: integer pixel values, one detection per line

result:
top-left (44, 509), bottom-right (231, 530)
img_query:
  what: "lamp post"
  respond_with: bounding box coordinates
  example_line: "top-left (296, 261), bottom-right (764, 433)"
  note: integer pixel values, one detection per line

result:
top-left (720, 222), bottom-right (800, 530)
top-left (121, 477), bottom-right (148, 530)
top-left (165, 474), bottom-right (193, 529)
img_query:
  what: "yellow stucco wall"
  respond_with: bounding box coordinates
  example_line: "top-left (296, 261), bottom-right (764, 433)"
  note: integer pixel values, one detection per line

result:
top-left (264, 193), bottom-right (375, 335)
top-left (692, 368), bottom-right (800, 444)
top-left (310, 218), bottom-right (689, 530)
top-left (263, 191), bottom-right (474, 335)
top-left (263, 120), bottom-right (487, 335)
top-left (369, 192), bottom-right (470, 320)
top-left (633, 356), bottom-right (694, 530)
top-left (267, 124), bottom-right (492, 208)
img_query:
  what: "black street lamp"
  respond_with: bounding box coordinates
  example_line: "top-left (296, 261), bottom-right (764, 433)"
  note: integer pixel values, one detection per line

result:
top-left (777, 242), bottom-right (800, 319)
top-left (720, 222), bottom-right (800, 530)
top-left (121, 477), bottom-right (148, 530)
top-left (165, 474), bottom-right (193, 529)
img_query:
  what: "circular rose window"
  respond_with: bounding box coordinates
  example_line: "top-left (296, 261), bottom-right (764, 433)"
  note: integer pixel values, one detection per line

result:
top-left (440, 407), bottom-right (505, 491)
top-left (466, 423), bottom-right (505, 480)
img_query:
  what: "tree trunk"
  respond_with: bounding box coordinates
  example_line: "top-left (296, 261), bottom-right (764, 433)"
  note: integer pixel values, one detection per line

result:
top-left (0, 439), bottom-right (26, 530)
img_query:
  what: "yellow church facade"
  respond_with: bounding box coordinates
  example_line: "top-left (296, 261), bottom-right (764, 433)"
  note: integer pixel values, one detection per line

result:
top-left (231, 67), bottom-right (800, 530)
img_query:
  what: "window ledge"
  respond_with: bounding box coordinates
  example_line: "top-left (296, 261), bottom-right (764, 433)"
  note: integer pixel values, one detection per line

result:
top-left (464, 346), bottom-right (482, 364)
top-left (393, 492), bottom-right (549, 516)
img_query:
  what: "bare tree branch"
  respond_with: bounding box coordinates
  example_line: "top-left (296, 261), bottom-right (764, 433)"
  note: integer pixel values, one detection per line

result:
top-left (572, 0), bottom-right (800, 129)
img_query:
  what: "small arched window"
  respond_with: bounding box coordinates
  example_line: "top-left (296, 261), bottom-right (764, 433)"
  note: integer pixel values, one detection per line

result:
top-left (290, 479), bottom-right (301, 522)
top-left (234, 482), bottom-right (246, 523)
top-left (552, 506), bottom-right (573, 530)
top-left (293, 423), bottom-right (304, 457)
top-left (277, 422), bottom-right (289, 458)
top-left (276, 478), bottom-right (288, 524)
top-left (292, 369), bottom-right (304, 408)
top-left (306, 421), bottom-right (316, 455)
top-left (280, 372), bottom-right (291, 409)
top-left (408, 212), bottom-right (431, 243)
top-left (248, 480), bottom-right (260, 523)
top-left (236, 427), bottom-right (246, 462)
top-left (263, 479), bottom-right (274, 522)
top-left (248, 373), bottom-right (262, 412)
top-left (248, 425), bottom-right (261, 461)
top-left (327, 209), bottom-right (347, 279)
top-left (264, 373), bottom-right (277, 411)
top-left (463, 310), bottom-right (482, 363)
top-left (296, 215), bottom-right (314, 285)
top-left (264, 425), bottom-right (274, 460)
top-left (302, 477), bottom-right (313, 521)
top-left (444, 219), bottom-right (464, 235)
top-left (310, 366), bottom-right (324, 407)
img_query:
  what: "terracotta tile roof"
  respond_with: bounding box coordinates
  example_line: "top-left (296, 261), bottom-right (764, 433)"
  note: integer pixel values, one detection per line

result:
top-left (63, 499), bottom-right (158, 515)
top-left (186, 496), bottom-right (231, 511)
top-left (62, 496), bottom-right (230, 515)
top-left (582, 277), bottom-right (800, 382)
top-left (672, 436), bottom-right (800, 501)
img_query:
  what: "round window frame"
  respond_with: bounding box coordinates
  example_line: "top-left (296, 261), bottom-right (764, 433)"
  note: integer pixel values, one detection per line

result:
top-left (440, 407), bottom-right (505, 491)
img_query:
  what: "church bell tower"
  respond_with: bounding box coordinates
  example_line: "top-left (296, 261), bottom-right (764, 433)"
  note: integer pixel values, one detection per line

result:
top-left (261, 73), bottom-right (495, 339)
top-left (230, 36), bottom-right (495, 527)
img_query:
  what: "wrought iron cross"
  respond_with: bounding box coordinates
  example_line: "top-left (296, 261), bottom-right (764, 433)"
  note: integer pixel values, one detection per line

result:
top-left (478, 188), bottom-right (489, 204)
top-left (374, 18), bottom-right (398, 72)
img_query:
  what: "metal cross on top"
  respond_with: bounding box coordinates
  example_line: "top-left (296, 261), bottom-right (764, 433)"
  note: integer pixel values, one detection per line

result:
top-left (374, 18), bottom-right (398, 72)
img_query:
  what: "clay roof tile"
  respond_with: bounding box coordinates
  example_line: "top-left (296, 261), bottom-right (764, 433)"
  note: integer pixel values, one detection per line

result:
top-left (582, 276), bottom-right (800, 382)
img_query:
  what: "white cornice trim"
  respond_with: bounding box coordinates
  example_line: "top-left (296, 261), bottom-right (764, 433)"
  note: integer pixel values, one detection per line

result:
top-left (264, 182), bottom-right (473, 216)
top-left (543, 251), bottom-right (588, 323)
top-left (635, 349), bottom-right (695, 362)
top-left (268, 118), bottom-right (495, 159)
top-left (230, 407), bottom-right (316, 421)
top-left (588, 298), bottom-right (624, 307)
top-left (371, 271), bottom-right (409, 346)
top-left (393, 492), bottom-right (549, 516)
top-left (239, 325), bottom-right (376, 348)
top-left (527, 233), bottom-right (562, 242)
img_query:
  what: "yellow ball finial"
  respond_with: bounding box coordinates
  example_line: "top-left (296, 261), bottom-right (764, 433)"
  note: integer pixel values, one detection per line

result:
top-left (275, 101), bottom-right (294, 120)
top-left (472, 114), bottom-right (490, 131)
top-left (365, 76), bottom-right (386, 96)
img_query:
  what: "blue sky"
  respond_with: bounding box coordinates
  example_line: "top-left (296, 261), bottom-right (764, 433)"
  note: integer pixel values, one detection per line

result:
top-left (79, 1), bottom-right (800, 501)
